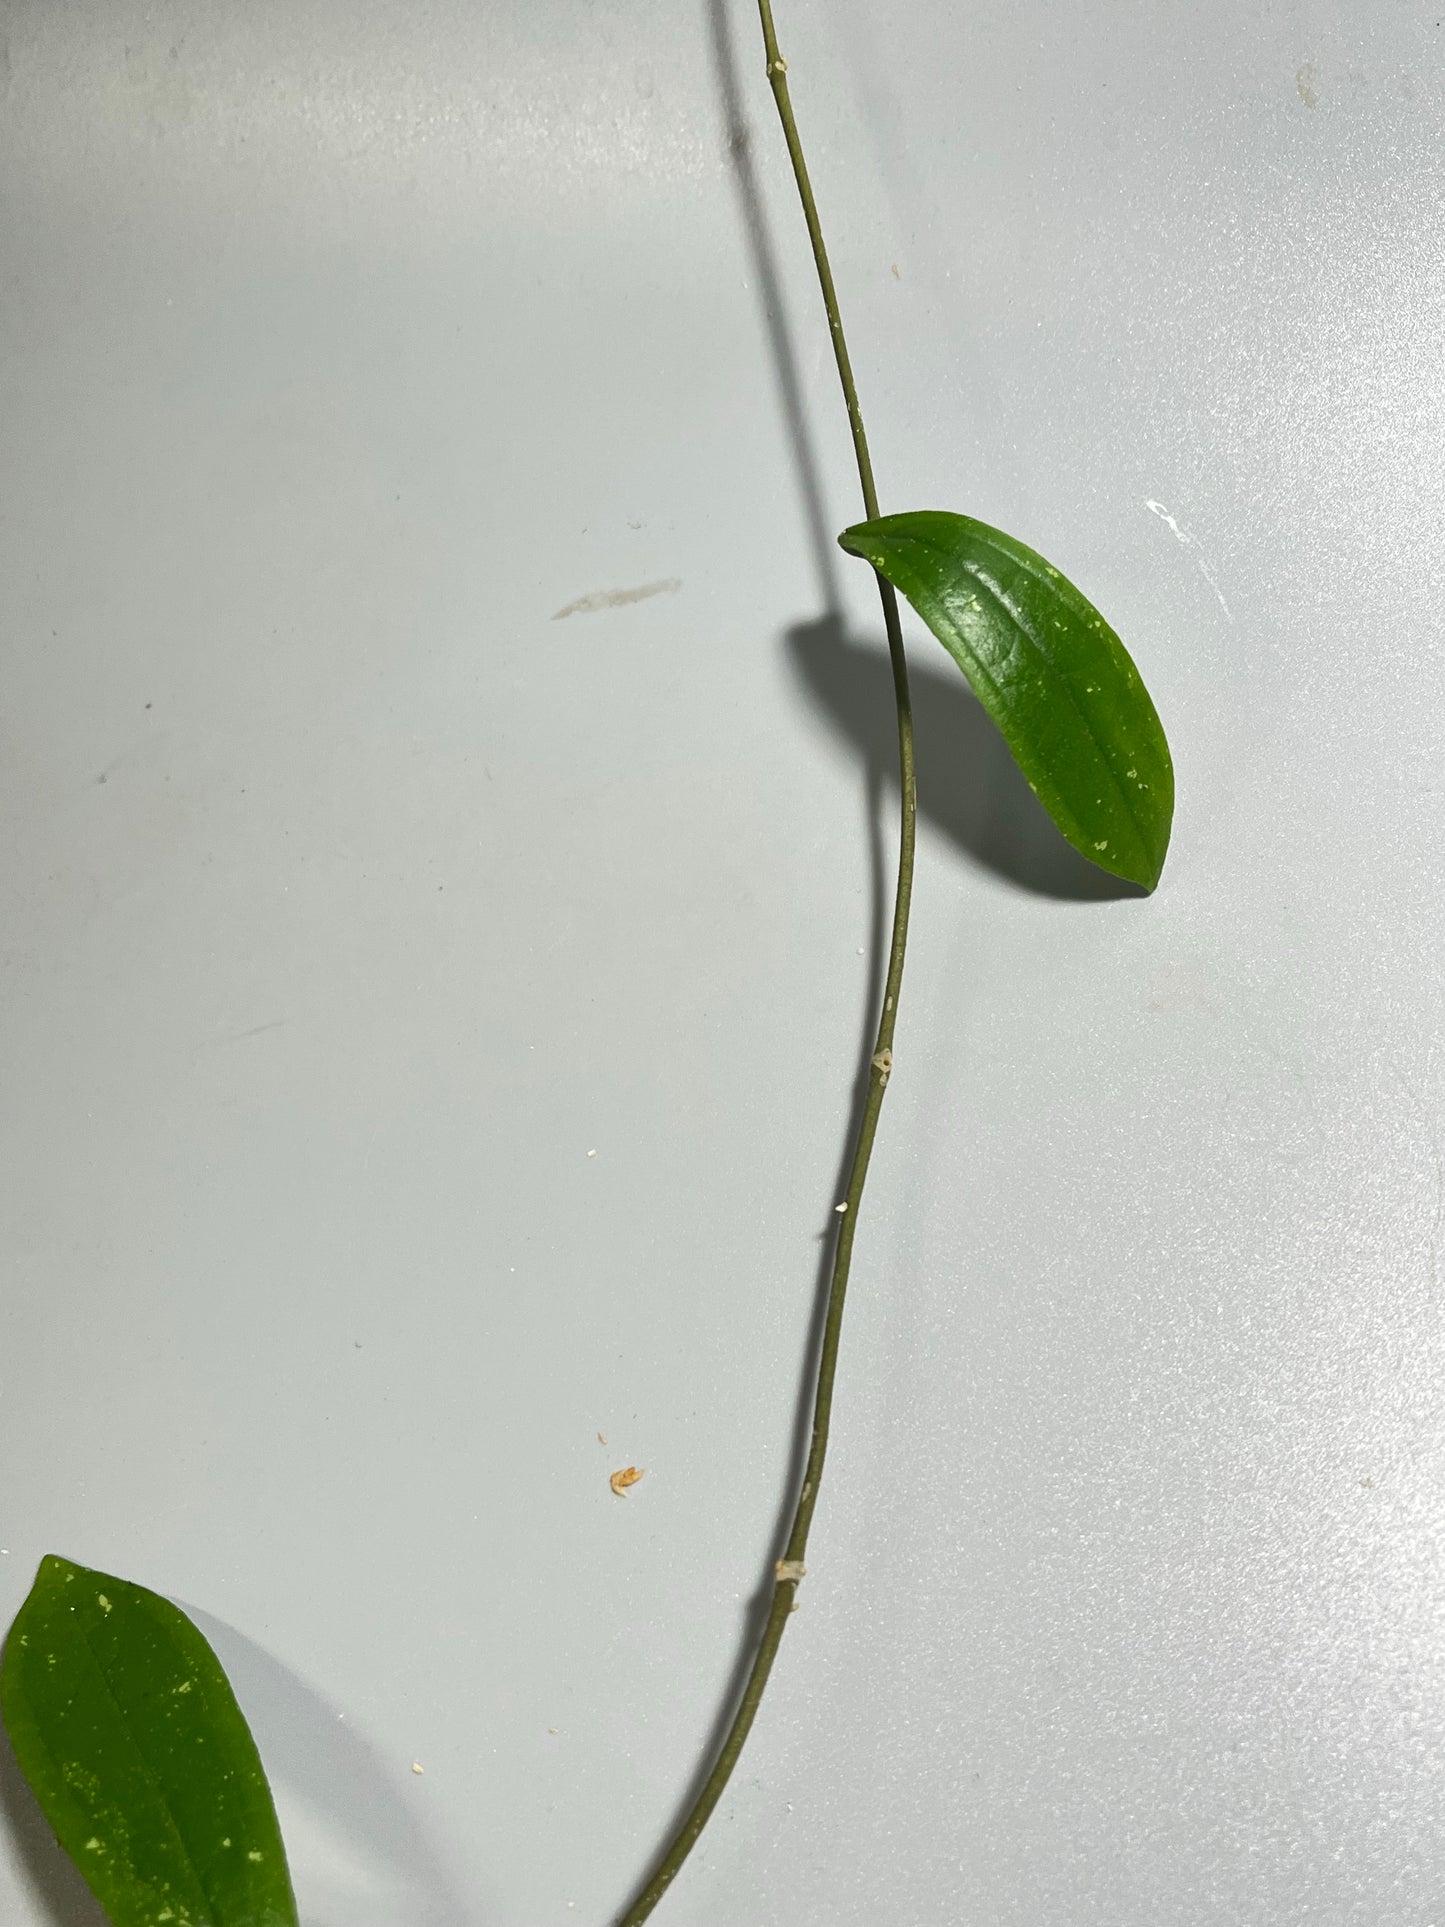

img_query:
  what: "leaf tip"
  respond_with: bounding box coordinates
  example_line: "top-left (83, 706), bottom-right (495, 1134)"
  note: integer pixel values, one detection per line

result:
top-left (1132, 842), bottom-right (1169, 894)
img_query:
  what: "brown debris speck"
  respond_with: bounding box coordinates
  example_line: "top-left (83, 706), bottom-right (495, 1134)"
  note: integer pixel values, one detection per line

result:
top-left (610, 1465), bottom-right (644, 1496)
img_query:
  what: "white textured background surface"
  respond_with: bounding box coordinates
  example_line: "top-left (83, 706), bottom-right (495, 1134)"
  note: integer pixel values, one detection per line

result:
top-left (4, 2), bottom-right (1445, 1922)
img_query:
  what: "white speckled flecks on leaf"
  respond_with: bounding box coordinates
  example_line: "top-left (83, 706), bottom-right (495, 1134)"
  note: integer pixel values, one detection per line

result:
top-left (0, 1555), bottom-right (298, 1927)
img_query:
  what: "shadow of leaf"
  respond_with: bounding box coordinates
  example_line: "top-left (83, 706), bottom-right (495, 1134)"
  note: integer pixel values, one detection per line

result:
top-left (787, 613), bottom-right (1147, 903)
top-left (183, 1608), bottom-right (480, 1927)
top-left (2, 1608), bottom-right (481, 1927)
top-left (0, 1725), bottom-right (111, 1927)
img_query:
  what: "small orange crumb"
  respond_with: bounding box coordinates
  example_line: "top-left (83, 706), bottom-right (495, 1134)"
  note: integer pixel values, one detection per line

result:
top-left (610, 1465), bottom-right (644, 1496)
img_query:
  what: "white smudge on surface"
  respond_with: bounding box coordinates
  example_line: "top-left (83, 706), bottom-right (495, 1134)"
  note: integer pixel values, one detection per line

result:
top-left (1145, 499), bottom-right (1233, 620)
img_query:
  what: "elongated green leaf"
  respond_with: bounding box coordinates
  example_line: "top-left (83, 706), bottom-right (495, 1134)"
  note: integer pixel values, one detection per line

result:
top-left (1, 1555), bottom-right (298, 1927)
top-left (838, 510), bottom-right (1174, 890)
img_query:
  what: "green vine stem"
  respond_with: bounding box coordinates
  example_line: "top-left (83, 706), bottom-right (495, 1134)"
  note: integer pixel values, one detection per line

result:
top-left (615, 5), bottom-right (918, 1921)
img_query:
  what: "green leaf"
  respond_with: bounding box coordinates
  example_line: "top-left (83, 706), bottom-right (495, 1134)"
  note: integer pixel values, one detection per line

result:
top-left (1, 1555), bottom-right (298, 1927)
top-left (838, 510), bottom-right (1174, 890)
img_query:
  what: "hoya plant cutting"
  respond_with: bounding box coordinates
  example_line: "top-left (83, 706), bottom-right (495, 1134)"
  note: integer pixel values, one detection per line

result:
top-left (0, 5), bottom-right (1173, 1923)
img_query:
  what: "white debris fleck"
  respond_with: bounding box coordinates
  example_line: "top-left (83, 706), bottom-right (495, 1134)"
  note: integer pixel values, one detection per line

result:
top-left (96, 1595), bottom-right (111, 1614)
top-left (412, 1762), bottom-right (424, 1775)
